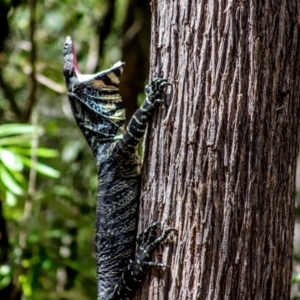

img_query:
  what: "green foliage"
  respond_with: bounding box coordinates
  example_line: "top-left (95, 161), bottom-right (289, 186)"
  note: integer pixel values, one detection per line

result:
top-left (0, 0), bottom-right (133, 298)
top-left (293, 271), bottom-right (300, 284)
top-left (292, 269), bottom-right (300, 300)
top-left (0, 123), bottom-right (60, 294)
top-left (0, 123), bottom-right (59, 205)
top-left (0, 264), bottom-right (11, 290)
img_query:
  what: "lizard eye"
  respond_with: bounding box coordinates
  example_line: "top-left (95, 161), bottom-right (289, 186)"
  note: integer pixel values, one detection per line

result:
top-left (63, 63), bottom-right (73, 77)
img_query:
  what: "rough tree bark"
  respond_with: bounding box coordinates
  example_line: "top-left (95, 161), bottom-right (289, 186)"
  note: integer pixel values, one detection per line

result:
top-left (136, 1), bottom-right (300, 299)
top-left (120, 0), bottom-right (151, 121)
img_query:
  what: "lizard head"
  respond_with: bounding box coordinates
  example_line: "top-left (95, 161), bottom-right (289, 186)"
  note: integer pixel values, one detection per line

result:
top-left (63, 36), bottom-right (80, 88)
top-left (63, 36), bottom-right (126, 145)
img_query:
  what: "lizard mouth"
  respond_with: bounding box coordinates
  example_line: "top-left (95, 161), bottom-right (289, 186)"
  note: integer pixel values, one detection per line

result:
top-left (64, 36), bottom-right (80, 75)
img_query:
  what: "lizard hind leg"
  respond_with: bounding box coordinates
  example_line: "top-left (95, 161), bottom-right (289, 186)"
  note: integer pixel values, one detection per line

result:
top-left (142, 226), bottom-right (177, 258)
top-left (133, 223), bottom-right (177, 277)
top-left (136, 221), bottom-right (161, 245)
top-left (113, 222), bottom-right (176, 299)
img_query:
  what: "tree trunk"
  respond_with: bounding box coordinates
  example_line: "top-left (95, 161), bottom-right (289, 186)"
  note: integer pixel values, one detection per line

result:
top-left (120, 0), bottom-right (151, 122)
top-left (137, 1), bottom-right (300, 299)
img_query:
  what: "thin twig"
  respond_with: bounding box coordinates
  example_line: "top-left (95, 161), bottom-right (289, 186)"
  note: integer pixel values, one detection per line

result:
top-left (36, 73), bottom-right (65, 94)
top-left (23, 0), bottom-right (37, 122)
top-left (19, 111), bottom-right (38, 248)
top-left (13, 112), bottom-right (38, 294)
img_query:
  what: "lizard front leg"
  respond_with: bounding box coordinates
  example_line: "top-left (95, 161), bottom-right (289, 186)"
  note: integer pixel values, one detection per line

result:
top-left (119, 78), bottom-right (170, 151)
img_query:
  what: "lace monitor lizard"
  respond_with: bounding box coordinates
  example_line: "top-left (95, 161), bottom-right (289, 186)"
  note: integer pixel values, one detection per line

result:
top-left (63, 36), bottom-right (175, 300)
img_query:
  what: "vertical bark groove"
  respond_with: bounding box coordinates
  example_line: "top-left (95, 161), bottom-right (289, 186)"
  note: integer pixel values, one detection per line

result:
top-left (137, 1), bottom-right (300, 299)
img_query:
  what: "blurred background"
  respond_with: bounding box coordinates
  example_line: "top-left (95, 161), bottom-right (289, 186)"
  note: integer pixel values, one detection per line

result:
top-left (0, 0), bottom-right (150, 299)
top-left (0, 0), bottom-right (299, 299)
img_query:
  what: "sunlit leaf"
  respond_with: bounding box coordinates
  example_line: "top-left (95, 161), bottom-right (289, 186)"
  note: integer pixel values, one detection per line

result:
top-left (0, 135), bottom-right (33, 147)
top-left (0, 275), bottom-right (11, 289)
top-left (46, 229), bottom-right (63, 238)
top-left (21, 259), bottom-right (31, 268)
top-left (7, 147), bottom-right (58, 158)
top-left (35, 148), bottom-right (58, 158)
top-left (0, 124), bottom-right (43, 137)
top-left (52, 185), bottom-right (73, 198)
top-left (11, 169), bottom-right (26, 184)
top-left (42, 260), bottom-right (52, 270)
top-left (0, 265), bottom-right (11, 276)
top-left (21, 157), bottom-right (60, 178)
top-left (19, 273), bottom-right (33, 297)
top-left (5, 190), bottom-right (18, 206)
top-left (0, 165), bottom-right (24, 195)
top-left (292, 271), bottom-right (300, 283)
top-left (0, 149), bottom-right (24, 171)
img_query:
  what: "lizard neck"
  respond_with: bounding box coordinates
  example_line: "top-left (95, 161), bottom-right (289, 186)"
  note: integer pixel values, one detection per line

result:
top-left (70, 92), bottom-right (126, 157)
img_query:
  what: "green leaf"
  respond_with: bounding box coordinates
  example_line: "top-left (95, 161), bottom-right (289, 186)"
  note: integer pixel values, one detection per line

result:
top-left (0, 135), bottom-right (33, 147)
top-left (5, 190), bottom-right (18, 206)
top-left (7, 147), bottom-right (58, 158)
top-left (0, 149), bottom-right (24, 171)
top-left (0, 124), bottom-right (43, 137)
top-left (0, 165), bottom-right (24, 195)
top-left (292, 271), bottom-right (300, 283)
top-left (21, 157), bottom-right (60, 178)
top-left (0, 265), bottom-right (11, 276)
top-left (0, 275), bottom-right (11, 289)
top-left (35, 148), bottom-right (58, 158)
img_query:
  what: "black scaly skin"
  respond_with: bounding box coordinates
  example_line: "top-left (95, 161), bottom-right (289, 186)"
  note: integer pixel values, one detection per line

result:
top-left (63, 37), bottom-right (175, 300)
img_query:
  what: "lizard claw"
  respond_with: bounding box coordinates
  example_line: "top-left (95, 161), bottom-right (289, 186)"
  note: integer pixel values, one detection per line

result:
top-left (145, 78), bottom-right (171, 106)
